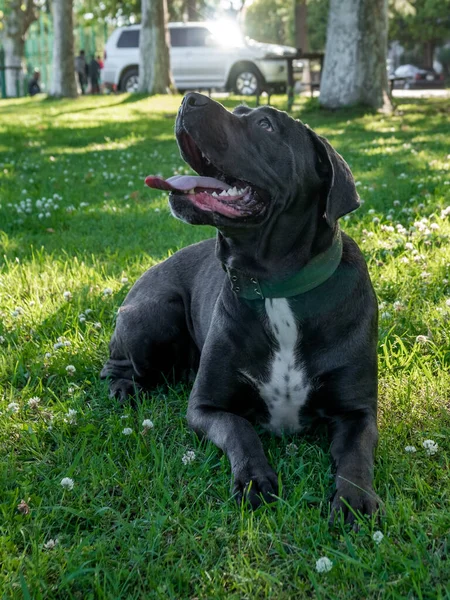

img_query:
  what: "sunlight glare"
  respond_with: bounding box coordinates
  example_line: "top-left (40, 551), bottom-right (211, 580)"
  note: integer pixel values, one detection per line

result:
top-left (208, 19), bottom-right (245, 48)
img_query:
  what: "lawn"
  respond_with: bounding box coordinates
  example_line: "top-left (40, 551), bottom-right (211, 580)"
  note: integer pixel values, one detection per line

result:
top-left (0, 92), bottom-right (449, 599)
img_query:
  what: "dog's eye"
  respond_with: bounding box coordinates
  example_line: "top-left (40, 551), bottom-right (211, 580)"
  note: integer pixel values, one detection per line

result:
top-left (258, 118), bottom-right (274, 132)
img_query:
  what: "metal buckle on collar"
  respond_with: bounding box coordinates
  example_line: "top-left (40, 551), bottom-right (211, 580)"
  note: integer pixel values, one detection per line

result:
top-left (226, 268), bottom-right (264, 299)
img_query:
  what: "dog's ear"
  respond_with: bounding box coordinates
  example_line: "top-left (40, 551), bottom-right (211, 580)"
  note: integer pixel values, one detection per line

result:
top-left (233, 104), bottom-right (252, 116)
top-left (306, 127), bottom-right (360, 226)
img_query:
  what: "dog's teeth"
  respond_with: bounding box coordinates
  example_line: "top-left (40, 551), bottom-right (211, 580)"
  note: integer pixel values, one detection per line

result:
top-left (188, 189), bottom-right (195, 194)
top-left (211, 191), bottom-right (218, 197)
top-left (219, 190), bottom-right (228, 196)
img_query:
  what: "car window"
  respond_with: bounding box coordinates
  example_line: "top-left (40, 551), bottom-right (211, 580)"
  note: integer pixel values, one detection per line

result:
top-left (170, 28), bottom-right (188, 47)
top-left (117, 30), bottom-right (140, 48)
top-left (186, 27), bottom-right (210, 47)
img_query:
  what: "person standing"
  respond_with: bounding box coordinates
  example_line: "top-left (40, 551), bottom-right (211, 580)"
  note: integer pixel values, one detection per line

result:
top-left (89, 55), bottom-right (101, 94)
top-left (74, 50), bottom-right (88, 95)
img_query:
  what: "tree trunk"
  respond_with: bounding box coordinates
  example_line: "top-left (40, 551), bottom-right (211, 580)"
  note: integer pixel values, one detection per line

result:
top-left (50, 0), bottom-right (77, 97)
top-left (422, 41), bottom-right (435, 69)
top-left (320, 0), bottom-right (392, 110)
top-left (138, 0), bottom-right (173, 94)
top-left (295, 0), bottom-right (308, 52)
top-left (3, 0), bottom-right (37, 97)
top-left (186, 0), bottom-right (198, 21)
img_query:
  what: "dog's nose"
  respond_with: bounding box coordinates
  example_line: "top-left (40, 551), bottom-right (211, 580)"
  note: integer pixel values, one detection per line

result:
top-left (183, 92), bottom-right (210, 110)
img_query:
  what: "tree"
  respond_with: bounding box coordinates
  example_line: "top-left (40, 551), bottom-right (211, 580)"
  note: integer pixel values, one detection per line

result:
top-left (389, 0), bottom-right (450, 68)
top-left (243, 0), bottom-right (328, 51)
top-left (1, 0), bottom-right (37, 97)
top-left (244, 0), bottom-right (295, 46)
top-left (138, 0), bottom-right (173, 94)
top-left (50, 0), bottom-right (77, 97)
top-left (320, 0), bottom-right (392, 110)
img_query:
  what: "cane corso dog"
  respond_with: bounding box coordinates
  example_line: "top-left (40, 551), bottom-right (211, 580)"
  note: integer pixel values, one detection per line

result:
top-left (101, 92), bottom-right (379, 525)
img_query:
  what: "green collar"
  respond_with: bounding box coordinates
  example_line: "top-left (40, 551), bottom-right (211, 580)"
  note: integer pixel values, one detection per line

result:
top-left (224, 231), bottom-right (343, 300)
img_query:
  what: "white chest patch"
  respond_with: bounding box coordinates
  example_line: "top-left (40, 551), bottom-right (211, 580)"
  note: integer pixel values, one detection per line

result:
top-left (249, 298), bottom-right (311, 435)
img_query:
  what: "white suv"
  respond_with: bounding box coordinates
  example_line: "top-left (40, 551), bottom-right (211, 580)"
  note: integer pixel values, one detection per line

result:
top-left (103, 22), bottom-right (300, 95)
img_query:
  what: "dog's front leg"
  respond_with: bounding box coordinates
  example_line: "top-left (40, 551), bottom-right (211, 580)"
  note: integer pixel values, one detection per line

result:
top-left (187, 396), bottom-right (278, 508)
top-left (329, 408), bottom-right (380, 526)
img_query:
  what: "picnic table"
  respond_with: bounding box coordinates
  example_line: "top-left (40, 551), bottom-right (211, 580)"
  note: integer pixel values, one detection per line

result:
top-left (256, 51), bottom-right (325, 111)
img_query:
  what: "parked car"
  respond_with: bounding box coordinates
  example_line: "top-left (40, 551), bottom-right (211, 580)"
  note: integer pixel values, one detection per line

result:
top-left (392, 64), bottom-right (445, 89)
top-left (102, 22), bottom-right (302, 95)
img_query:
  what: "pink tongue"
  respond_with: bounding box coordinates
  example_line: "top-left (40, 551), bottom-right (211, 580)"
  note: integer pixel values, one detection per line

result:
top-left (145, 174), bottom-right (231, 192)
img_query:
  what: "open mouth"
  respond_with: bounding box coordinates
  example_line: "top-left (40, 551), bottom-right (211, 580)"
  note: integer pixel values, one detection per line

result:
top-left (145, 130), bottom-right (267, 219)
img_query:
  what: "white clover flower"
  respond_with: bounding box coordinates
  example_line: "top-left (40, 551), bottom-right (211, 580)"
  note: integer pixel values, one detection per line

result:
top-left (142, 419), bottom-right (154, 429)
top-left (103, 287), bottom-right (113, 296)
top-left (0, 335), bottom-right (5, 344)
top-left (65, 409), bottom-right (77, 424)
top-left (120, 415), bottom-right (129, 420)
top-left (43, 538), bottom-right (58, 550)
top-left (405, 242), bottom-right (414, 250)
top-left (405, 445), bottom-right (417, 453)
top-left (78, 314), bottom-right (86, 323)
top-left (7, 402), bottom-right (20, 413)
top-left (446, 299), bottom-right (450, 307)
top-left (61, 477), bottom-right (74, 490)
top-left (373, 531), bottom-right (384, 544)
top-left (381, 312), bottom-right (391, 320)
top-left (422, 439), bottom-right (438, 456)
top-left (45, 352), bottom-right (52, 359)
top-left (415, 335), bottom-right (430, 344)
top-left (28, 396), bottom-right (41, 409)
top-left (122, 427), bottom-right (133, 435)
top-left (93, 322), bottom-right (101, 329)
top-left (84, 309), bottom-right (93, 315)
top-left (63, 340), bottom-right (71, 347)
top-left (430, 223), bottom-right (439, 231)
top-left (182, 450), bottom-right (196, 465)
top-left (68, 387), bottom-right (74, 394)
top-left (66, 365), bottom-right (76, 375)
top-left (315, 557), bottom-right (333, 573)
top-left (53, 342), bottom-right (63, 350)
top-left (121, 276), bottom-right (129, 284)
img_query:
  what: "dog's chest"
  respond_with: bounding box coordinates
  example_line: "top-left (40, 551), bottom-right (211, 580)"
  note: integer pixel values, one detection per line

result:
top-left (250, 298), bottom-right (311, 435)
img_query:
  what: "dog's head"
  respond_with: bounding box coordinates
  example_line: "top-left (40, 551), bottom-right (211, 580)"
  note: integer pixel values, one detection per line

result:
top-left (145, 93), bottom-right (359, 230)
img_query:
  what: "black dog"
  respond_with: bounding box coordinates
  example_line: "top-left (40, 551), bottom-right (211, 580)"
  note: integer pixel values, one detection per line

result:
top-left (101, 93), bottom-right (379, 525)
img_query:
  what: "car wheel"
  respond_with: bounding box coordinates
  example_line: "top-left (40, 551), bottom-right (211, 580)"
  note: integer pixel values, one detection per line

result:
top-left (121, 69), bottom-right (139, 93)
top-left (232, 68), bottom-right (262, 96)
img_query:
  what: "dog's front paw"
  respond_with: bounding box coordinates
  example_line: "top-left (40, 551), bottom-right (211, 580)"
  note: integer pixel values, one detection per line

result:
top-left (108, 378), bottom-right (142, 404)
top-left (233, 461), bottom-right (279, 509)
top-left (329, 481), bottom-right (381, 528)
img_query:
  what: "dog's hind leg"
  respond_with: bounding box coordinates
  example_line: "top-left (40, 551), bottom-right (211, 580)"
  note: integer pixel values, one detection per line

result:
top-left (101, 294), bottom-right (195, 402)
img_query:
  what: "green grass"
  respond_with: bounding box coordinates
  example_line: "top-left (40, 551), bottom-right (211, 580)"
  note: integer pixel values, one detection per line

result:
top-left (0, 92), bottom-right (449, 599)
